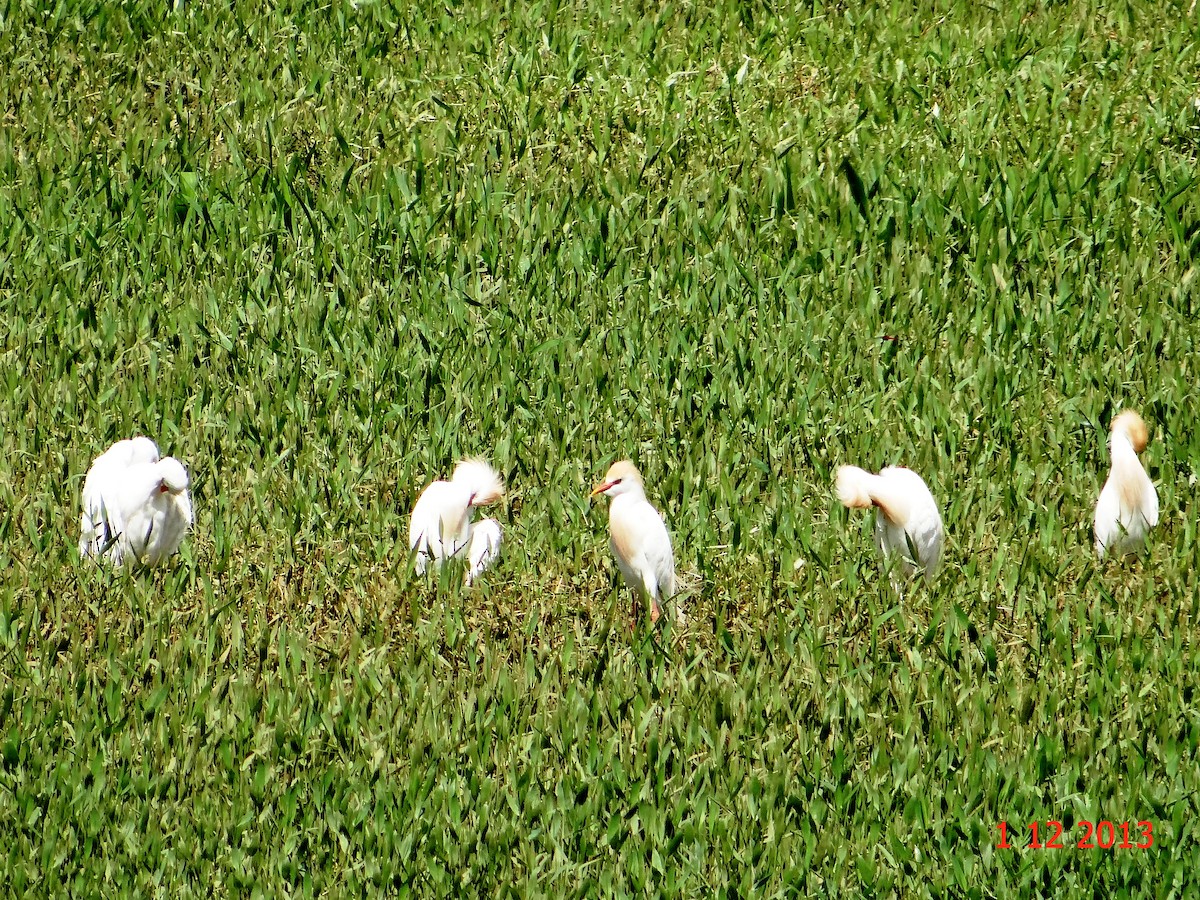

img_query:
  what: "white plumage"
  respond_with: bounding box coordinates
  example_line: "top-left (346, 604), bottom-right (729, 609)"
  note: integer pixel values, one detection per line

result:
top-left (590, 460), bottom-right (683, 625)
top-left (836, 464), bottom-right (944, 585)
top-left (408, 457), bottom-right (504, 583)
top-left (466, 517), bottom-right (503, 586)
top-left (80, 437), bottom-right (193, 566)
top-left (1094, 410), bottom-right (1158, 558)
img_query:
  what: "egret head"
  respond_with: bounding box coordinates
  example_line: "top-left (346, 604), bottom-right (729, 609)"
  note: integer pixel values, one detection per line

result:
top-left (1112, 410), bottom-right (1149, 453)
top-left (156, 458), bottom-right (190, 495)
top-left (452, 457), bottom-right (504, 506)
top-left (590, 460), bottom-right (644, 500)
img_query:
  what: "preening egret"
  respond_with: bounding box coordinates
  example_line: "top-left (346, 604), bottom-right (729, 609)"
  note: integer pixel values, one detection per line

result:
top-left (80, 437), bottom-right (193, 566)
top-left (409, 457), bottom-right (504, 583)
top-left (1094, 410), bottom-right (1158, 558)
top-left (836, 464), bottom-right (944, 585)
top-left (590, 460), bottom-right (683, 625)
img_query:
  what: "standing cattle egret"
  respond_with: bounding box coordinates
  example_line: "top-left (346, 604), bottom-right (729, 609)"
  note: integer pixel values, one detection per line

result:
top-left (1094, 410), bottom-right (1158, 558)
top-left (408, 457), bottom-right (504, 583)
top-left (836, 465), bottom-right (944, 585)
top-left (80, 438), bottom-right (194, 566)
top-left (590, 460), bottom-right (683, 626)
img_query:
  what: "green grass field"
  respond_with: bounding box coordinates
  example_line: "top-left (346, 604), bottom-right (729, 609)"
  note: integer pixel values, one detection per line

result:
top-left (2, 0), bottom-right (1199, 894)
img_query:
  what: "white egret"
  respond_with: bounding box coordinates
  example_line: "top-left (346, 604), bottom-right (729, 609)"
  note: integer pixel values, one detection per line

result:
top-left (836, 464), bottom-right (944, 585)
top-left (590, 460), bottom-right (683, 626)
top-left (408, 457), bottom-right (504, 583)
top-left (1094, 410), bottom-right (1158, 558)
top-left (80, 438), bottom-right (193, 566)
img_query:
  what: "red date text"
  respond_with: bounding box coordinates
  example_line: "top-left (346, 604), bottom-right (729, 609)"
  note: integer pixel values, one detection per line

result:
top-left (996, 820), bottom-right (1153, 850)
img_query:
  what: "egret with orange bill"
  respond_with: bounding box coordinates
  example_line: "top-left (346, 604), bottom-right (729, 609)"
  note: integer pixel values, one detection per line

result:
top-left (590, 460), bottom-right (683, 625)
